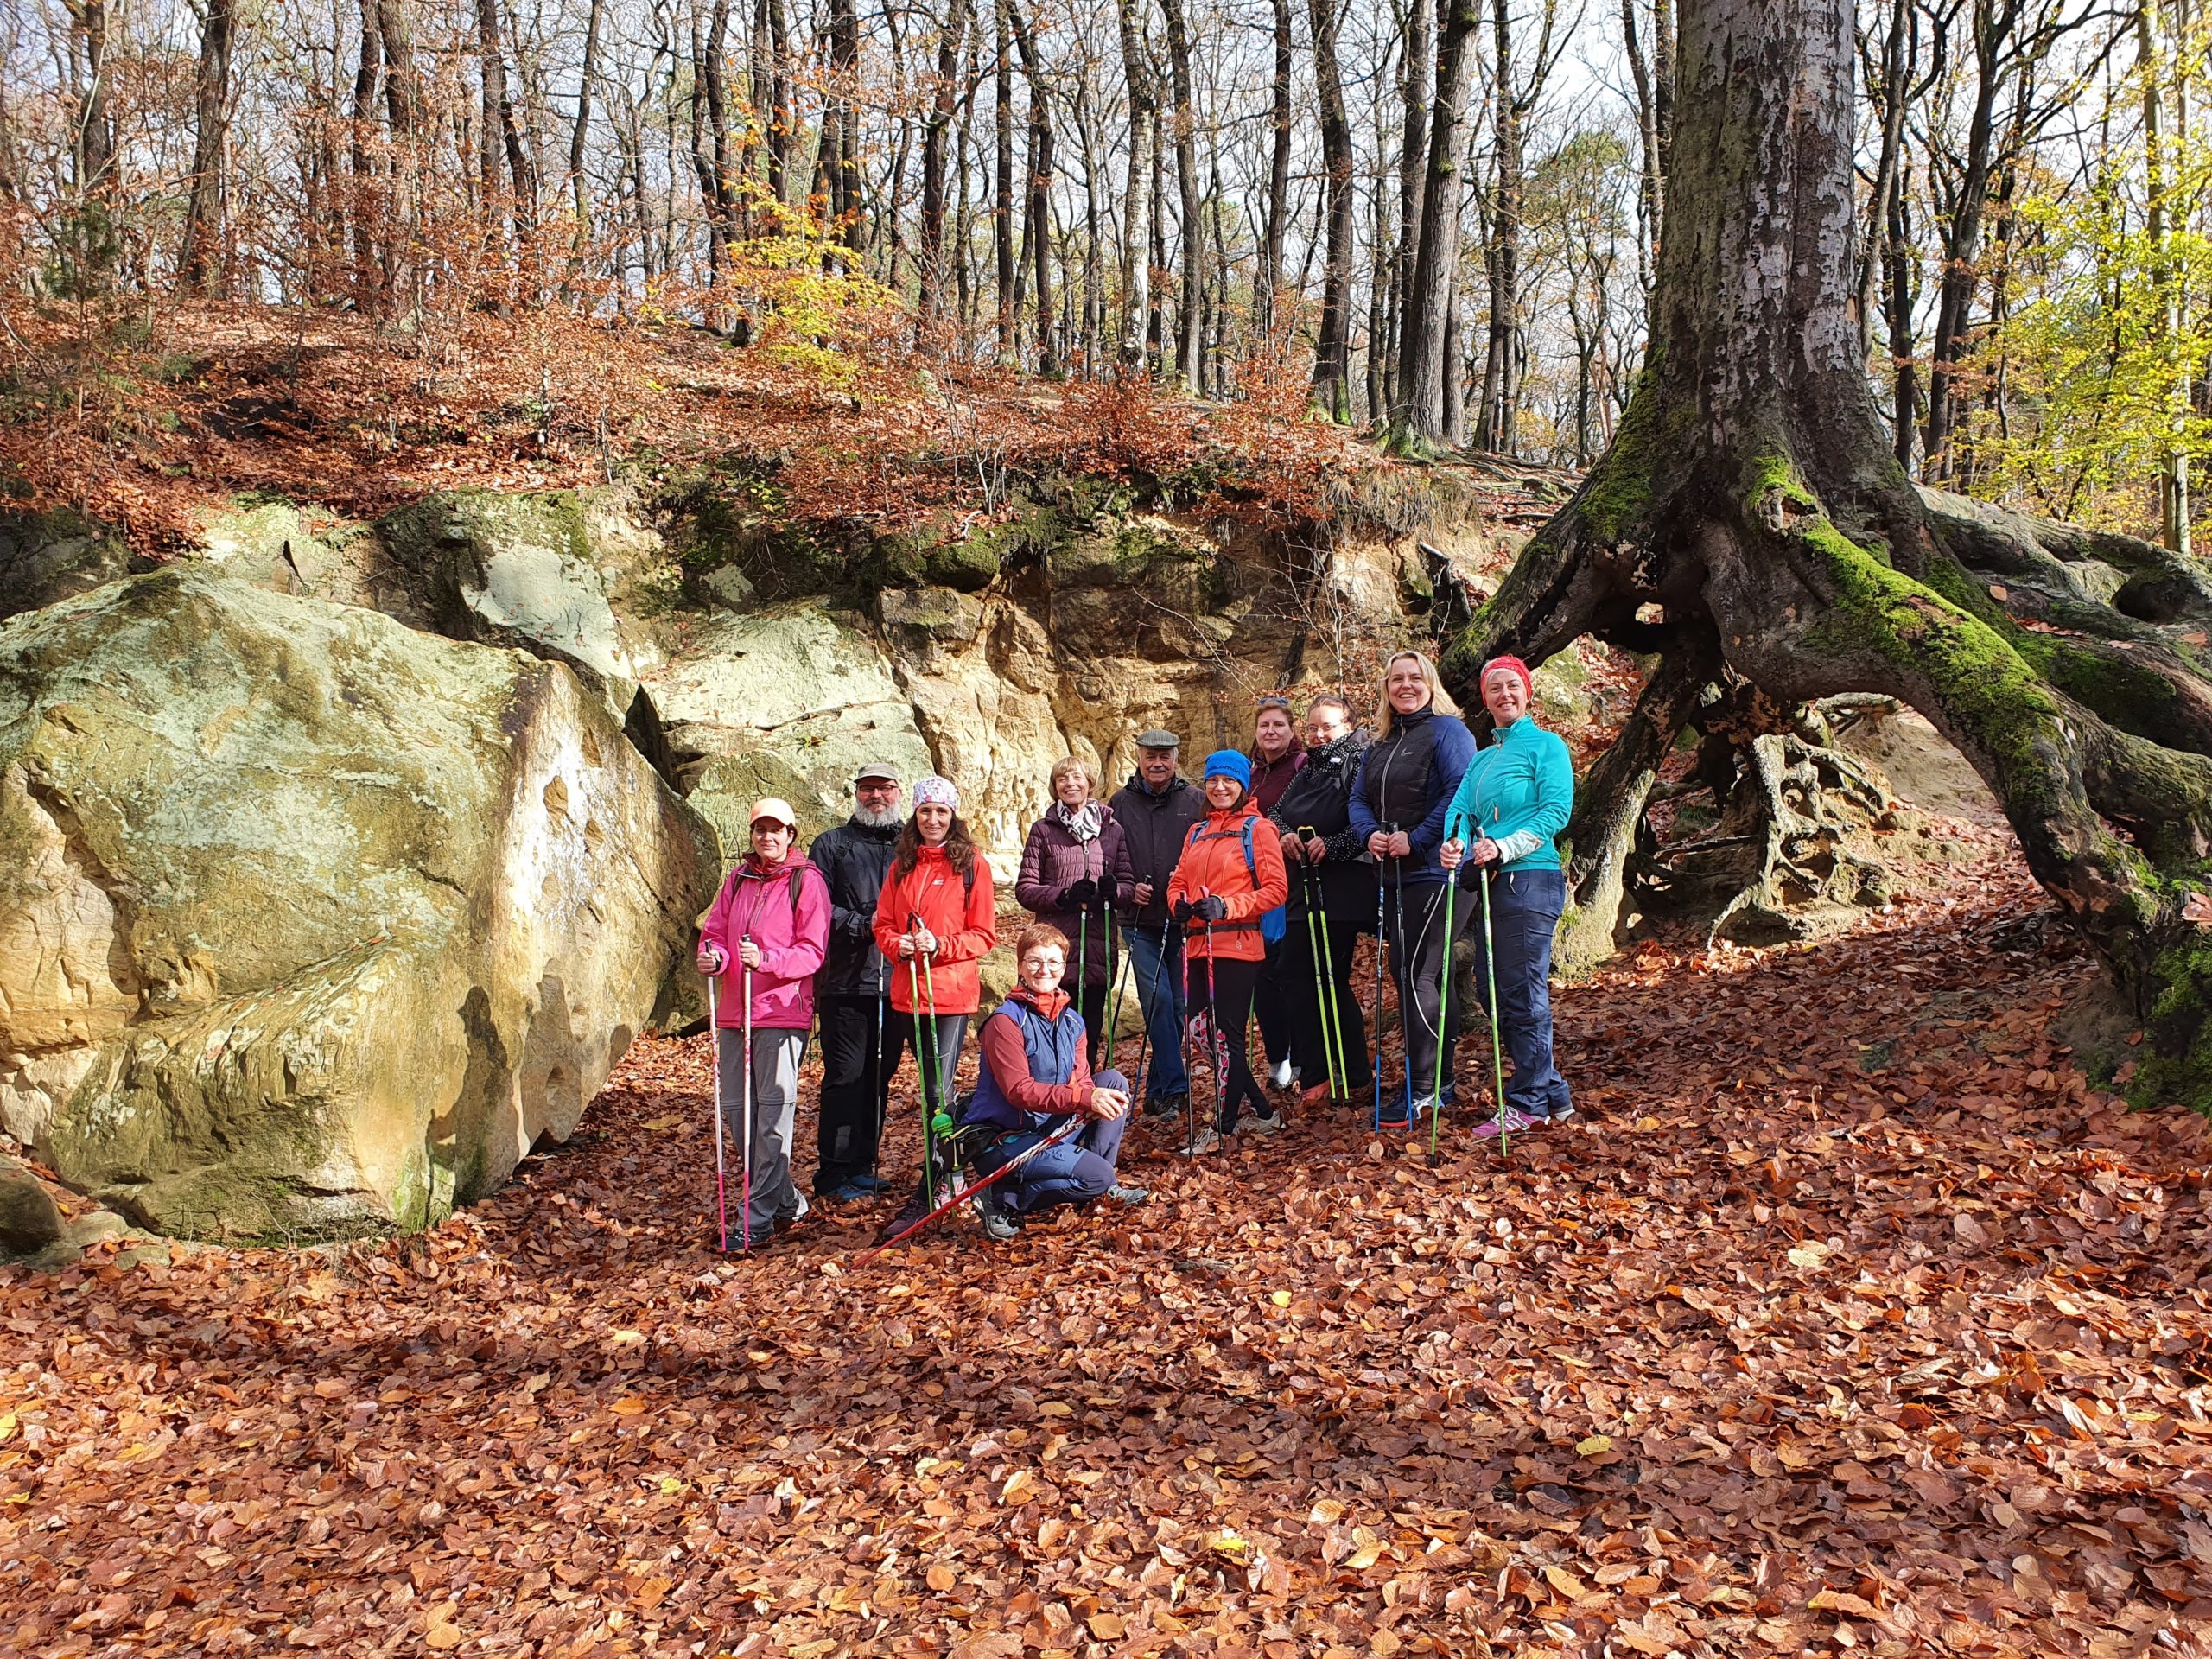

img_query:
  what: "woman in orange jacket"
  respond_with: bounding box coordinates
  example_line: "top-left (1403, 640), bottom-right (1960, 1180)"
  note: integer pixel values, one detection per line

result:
top-left (1166, 749), bottom-right (1289, 1153)
top-left (871, 774), bottom-right (997, 1235)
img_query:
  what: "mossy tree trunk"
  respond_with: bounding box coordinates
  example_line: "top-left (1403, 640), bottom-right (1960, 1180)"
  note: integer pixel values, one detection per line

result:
top-left (1446, 0), bottom-right (2212, 1105)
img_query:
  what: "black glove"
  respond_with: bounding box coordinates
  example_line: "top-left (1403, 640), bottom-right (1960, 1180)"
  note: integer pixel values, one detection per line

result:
top-left (1061, 876), bottom-right (1098, 910)
top-left (1192, 894), bottom-right (1230, 923)
top-left (1171, 898), bottom-right (1197, 925)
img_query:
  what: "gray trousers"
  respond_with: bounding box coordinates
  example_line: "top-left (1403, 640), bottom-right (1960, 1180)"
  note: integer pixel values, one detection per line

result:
top-left (716, 1027), bottom-right (806, 1236)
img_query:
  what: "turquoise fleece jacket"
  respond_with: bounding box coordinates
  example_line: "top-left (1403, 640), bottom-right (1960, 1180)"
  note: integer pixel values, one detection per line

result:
top-left (1444, 715), bottom-right (1573, 871)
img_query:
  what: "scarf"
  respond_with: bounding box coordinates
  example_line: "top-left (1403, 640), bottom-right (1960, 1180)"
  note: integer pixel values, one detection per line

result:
top-left (1052, 799), bottom-right (1104, 843)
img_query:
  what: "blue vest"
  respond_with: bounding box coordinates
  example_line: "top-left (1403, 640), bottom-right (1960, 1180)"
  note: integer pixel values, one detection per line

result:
top-left (961, 998), bottom-right (1085, 1133)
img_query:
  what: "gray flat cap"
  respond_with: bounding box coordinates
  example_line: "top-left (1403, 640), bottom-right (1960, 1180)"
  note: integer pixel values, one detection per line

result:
top-left (1135, 728), bottom-right (1180, 750)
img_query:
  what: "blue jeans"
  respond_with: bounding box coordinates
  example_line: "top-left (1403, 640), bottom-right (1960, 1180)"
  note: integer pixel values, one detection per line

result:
top-left (1462, 867), bottom-right (1572, 1118)
top-left (978, 1070), bottom-right (1131, 1215)
top-left (1125, 925), bottom-right (1187, 1099)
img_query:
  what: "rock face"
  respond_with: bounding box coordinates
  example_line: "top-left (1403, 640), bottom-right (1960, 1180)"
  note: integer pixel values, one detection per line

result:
top-left (0, 507), bottom-right (143, 621)
top-left (0, 1155), bottom-right (63, 1257)
top-left (0, 571), bottom-right (715, 1240)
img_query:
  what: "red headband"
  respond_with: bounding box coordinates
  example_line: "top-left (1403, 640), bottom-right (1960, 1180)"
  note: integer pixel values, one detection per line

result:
top-left (1481, 655), bottom-right (1535, 700)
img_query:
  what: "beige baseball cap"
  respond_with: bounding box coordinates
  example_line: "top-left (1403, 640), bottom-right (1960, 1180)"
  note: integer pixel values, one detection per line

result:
top-left (749, 798), bottom-right (798, 828)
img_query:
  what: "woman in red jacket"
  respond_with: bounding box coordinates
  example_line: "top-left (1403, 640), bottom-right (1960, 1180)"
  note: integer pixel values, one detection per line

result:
top-left (872, 774), bottom-right (996, 1230)
top-left (1167, 750), bottom-right (1289, 1154)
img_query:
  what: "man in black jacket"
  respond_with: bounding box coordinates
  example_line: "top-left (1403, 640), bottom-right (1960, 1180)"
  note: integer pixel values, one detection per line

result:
top-left (807, 763), bottom-right (905, 1199)
top-left (1109, 731), bottom-right (1205, 1116)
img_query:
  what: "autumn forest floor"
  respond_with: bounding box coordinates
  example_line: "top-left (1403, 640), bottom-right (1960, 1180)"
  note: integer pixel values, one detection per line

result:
top-left (5, 812), bottom-right (2211, 1659)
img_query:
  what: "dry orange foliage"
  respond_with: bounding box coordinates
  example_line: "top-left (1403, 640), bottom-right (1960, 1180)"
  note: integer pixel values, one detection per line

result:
top-left (1, 301), bottom-right (1375, 551)
top-left (4, 817), bottom-right (2209, 1658)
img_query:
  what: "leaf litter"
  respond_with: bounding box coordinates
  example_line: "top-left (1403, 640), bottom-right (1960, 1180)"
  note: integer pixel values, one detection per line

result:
top-left (3, 828), bottom-right (2210, 1659)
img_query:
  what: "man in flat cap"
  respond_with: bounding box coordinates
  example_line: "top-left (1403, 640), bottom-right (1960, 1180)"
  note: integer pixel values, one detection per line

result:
top-left (1108, 731), bottom-right (1205, 1117)
top-left (806, 762), bottom-right (906, 1199)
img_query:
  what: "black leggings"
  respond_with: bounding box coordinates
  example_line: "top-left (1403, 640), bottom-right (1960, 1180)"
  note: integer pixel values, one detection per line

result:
top-left (1185, 954), bottom-right (1264, 1128)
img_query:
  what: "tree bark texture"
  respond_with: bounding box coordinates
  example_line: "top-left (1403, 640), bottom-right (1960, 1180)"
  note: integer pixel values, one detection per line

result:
top-left (1449, 0), bottom-right (2212, 1106)
top-left (177, 0), bottom-right (236, 294)
top-left (1394, 0), bottom-right (1478, 442)
top-left (1306, 0), bottom-right (1356, 419)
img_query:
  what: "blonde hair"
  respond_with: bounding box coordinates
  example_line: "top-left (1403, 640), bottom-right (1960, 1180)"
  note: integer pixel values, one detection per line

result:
top-left (1047, 754), bottom-right (1096, 796)
top-left (1372, 651), bottom-right (1461, 740)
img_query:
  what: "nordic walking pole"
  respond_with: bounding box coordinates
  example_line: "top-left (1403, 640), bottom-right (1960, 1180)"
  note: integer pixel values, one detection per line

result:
top-left (1430, 817), bottom-right (1465, 1168)
top-left (708, 969), bottom-right (728, 1252)
top-left (1310, 843), bottom-right (1349, 1106)
top-left (1128, 919), bottom-right (1167, 1103)
top-left (869, 952), bottom-right (887, 1189)
top-left (1483, 867), bottom-right (1509, 1160)
top-left (1371, 836), bottom-right (1389, 1132)
top-left (853, 1112), bottom-right (1087, 1266)
top-left (1199, 903), bottom-right (1223, 1140)
top-left (908, 938), bottom-right (937, 1205)
top-left (1393, 854), bottom-right (1414, 1128)
top-left (1103, 919), bottom-right (1118, 1072)
top-left (1077, 905), bottom-right (1090, 1064)
top-left (1296, 833), bottom-right (1342, 1103)
top-left (919, 936), bottom-right (944, 1204)
top-left (740, 939), bottom-right (755, 1253)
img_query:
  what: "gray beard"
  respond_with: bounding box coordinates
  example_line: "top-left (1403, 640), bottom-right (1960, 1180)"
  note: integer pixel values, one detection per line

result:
top-left (851, 804), bottom-right (903, 830)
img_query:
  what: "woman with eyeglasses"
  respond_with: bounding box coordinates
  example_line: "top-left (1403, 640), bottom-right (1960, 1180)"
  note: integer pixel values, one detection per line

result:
top-left (1247, 696), bottom-right (1306, 1091)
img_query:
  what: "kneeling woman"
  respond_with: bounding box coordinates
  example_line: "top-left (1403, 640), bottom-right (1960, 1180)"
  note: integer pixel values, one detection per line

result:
top-left (960, 924), bottom-right (1149, 1240)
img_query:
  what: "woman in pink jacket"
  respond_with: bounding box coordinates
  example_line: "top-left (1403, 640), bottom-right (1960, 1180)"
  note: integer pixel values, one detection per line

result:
top-left (697, 798), bottom-right (832, 1249)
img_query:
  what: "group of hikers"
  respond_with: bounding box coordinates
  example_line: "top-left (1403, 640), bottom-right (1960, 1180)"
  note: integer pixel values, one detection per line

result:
top-left (693, 649), bottom-right (1576, 1250)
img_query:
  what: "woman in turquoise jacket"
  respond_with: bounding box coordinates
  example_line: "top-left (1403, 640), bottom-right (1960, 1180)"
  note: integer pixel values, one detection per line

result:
top-left (1440, 655), bottom-right (1575, 1130)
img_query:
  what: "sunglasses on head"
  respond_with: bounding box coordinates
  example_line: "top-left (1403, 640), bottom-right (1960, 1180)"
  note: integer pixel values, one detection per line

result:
top-left (1255, 696), bottom-right (1293, 712)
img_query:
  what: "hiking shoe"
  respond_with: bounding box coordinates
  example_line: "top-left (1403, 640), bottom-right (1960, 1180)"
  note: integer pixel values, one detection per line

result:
top-left (1547, 1102), bottom-right (1577, 1123)
top-left (1240, 1109), bottom-right (1286, 1137)
top-left (1473, 1108), bottom-right (1541, 1139)
top-left (1104, 1181), bottom-right (1151, 1205)
top-left (1268, 1058), bottom-right (1298, 1090)
top-left (1376, 1107), bottom-right (1414, 1131)
top-left (1410, 1094), bottom-right (1442, 1121)
top-left (775, 1192), bottom-right (810, 1228)
top-left (821, 1179), bottom-right (874, 1203)
top-left (874, 1204), bottom-right (927, 1243)
top-left (1175, 1126), bottom-right (1223, 1156)
top-left (1298, 1082), bottom-right (1336, 1110)
top-left (1145, 1091), bottom-right (1187, 1120)
top-left (973, 1185), bottom-right (1020, 1241)
top-left (853, 1172), bottom-right (893, 1194)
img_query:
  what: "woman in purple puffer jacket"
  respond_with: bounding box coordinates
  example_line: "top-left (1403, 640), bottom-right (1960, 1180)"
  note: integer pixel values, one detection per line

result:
top-left (1014, 756), bottom-right (1136, 1069)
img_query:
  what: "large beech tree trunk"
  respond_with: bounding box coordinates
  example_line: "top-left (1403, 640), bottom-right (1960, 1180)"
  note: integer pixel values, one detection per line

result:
top-left (1450, 0), bottom-right (2212, 1105)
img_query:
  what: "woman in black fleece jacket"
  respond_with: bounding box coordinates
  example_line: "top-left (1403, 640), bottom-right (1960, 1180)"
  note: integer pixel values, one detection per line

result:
top-left (1267, 695), bottom-right (1376, 1111)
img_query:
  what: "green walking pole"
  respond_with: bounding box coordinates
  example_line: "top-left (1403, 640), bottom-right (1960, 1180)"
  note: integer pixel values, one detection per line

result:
top-left (920, 951), bottom-right (950, 1201)
top-left (1313, 853), bottom-right (1348, 1104)
top-left (1482, 867), bottom-right (1510, 1160)
top-left (1297, 831), bottom-right (1344, 1103)
top-left (1429, 817), bottom-right (1464, 1167)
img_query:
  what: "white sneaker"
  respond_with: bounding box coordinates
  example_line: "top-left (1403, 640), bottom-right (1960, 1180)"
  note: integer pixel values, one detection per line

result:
top-left (1268, 1058), bottom-right (1297, 1090)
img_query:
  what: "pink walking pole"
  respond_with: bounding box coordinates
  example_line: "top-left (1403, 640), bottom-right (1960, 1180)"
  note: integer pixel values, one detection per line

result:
top-left (707, 969), bottom-right (727, 1253)
top-left (740, 938), bottom-right (756, 1254)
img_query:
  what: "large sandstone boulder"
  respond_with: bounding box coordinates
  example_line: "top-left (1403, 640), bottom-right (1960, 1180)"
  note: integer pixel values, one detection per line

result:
top-left (0, 570), bottom-right (715, 1240)
top-left (644, 605), bottom-right (937, 854)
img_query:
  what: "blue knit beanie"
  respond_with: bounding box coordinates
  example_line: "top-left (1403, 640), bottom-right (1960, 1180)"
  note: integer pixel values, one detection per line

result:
top-left (1202, 749), bottom-right (1252, 790)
